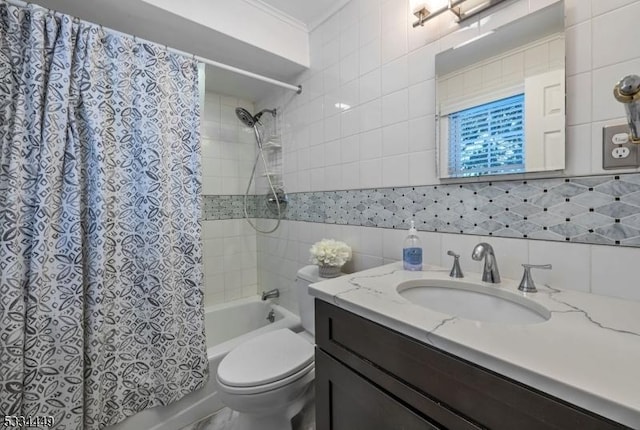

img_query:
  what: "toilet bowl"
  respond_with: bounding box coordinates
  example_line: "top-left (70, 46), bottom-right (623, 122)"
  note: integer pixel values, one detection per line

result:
top-left (215, 266), bottom-right (329, 430)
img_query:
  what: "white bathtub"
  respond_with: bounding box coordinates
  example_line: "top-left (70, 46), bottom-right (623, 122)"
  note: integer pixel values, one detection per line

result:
top-left (107, 296), bottom-right (301, 430)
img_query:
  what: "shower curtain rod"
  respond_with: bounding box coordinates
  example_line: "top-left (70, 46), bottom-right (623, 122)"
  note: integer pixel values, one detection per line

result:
top-left (2, 0), bottom-right (303, 95)
top-left (140, 40), bottom-right (303, 95)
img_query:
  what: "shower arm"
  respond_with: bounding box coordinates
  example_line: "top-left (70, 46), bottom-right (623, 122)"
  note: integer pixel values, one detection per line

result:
top-left (255, 109), bottom-right (277, 122)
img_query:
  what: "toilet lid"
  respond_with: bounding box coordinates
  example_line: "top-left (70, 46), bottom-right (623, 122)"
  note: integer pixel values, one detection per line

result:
top-left (217, 329), bottom-right (314, 387)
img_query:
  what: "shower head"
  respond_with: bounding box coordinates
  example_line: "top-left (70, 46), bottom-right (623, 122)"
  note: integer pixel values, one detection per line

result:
top-left (235, 107), bottom-right (257, 127)
top-left (235, 107), bottom-right (277, 127)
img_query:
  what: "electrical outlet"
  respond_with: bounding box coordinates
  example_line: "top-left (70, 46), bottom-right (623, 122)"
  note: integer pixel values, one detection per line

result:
top-left (612, 147), bottom-right (631, 159)
top-left (603, 124), bottom-right (639, 169)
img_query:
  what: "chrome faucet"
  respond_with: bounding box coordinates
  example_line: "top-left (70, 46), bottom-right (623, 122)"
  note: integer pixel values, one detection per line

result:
top-left (261, 288), bottom-right (279, 300)
top-left (614, 74), bottom-right (640, 143)
top-left (471, 243), bottom-right (500, 283)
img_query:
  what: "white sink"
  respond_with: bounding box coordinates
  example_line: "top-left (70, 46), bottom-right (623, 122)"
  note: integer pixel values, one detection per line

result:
top-left (397, 280), bottom-right (551, 325)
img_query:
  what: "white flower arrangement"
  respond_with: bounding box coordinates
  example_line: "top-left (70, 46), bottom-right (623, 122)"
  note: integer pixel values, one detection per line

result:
top-left (309, 239), bottom-right (352, 267)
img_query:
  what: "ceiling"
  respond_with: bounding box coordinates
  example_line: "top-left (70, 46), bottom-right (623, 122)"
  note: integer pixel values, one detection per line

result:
top-left (27, 0), bottom-right (345, 101)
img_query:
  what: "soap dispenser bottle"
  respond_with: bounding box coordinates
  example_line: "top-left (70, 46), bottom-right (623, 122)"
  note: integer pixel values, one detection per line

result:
top-left (403, 220), bottom-right (423, 271)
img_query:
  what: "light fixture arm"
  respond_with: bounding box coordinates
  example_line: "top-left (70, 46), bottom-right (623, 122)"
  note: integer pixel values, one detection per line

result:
top-left (412, 7), bottom-right (430, 27)
top-left (412, 0), bottom-right (507, 28)
top-left (448, 0), bottom-right (462, 20)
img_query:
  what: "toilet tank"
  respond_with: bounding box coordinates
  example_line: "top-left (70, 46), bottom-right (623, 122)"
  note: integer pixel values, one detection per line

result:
top-left (295, 265), bottom-right (323, 336)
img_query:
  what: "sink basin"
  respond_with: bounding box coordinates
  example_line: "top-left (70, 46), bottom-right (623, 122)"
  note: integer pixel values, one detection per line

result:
top-left (398, 280), bottom-right (550, 324)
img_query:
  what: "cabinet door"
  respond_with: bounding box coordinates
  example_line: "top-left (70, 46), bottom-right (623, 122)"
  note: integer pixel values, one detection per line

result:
top-left (316, 300), bottom-right (629, 430)
top-left (315, 349), bottom-right (441, 430)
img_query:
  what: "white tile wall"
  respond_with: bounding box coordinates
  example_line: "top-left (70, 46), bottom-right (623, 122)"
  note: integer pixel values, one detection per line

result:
top-left (269, 0), bottom-right (587, 195)
top-left (591, 245), bottom-right (640, 301)
top-left (258, 220), bottom-right (640, 314)
top-left (201, 92), bottom-right (258, 306)
top-left (252, 0), bottom-right (640, 309)
top-left (201, 92), bottom-right (256, 196)
top-left (203, 219), bottom-right (257, 306)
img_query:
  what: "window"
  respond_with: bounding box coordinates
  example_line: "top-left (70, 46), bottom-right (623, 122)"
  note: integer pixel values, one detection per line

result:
top-left (448, 94), bottom-right (525, 177)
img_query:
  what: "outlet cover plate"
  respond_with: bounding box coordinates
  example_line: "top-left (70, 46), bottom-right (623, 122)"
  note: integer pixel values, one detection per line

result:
top-left (603, 124), bottom-right (639, 169)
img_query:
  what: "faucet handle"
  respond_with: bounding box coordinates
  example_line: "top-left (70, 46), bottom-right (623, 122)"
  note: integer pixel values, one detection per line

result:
top-left (518, 264), bottom-right (552, 293)
top-left (446, 250), bottom-right (464, 278)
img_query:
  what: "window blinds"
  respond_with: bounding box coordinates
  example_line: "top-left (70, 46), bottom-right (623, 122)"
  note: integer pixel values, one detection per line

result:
top-left (448, 94), bottom-right (525, 177)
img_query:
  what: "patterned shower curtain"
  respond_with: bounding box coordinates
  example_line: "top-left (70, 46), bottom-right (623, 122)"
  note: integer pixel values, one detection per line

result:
top-left (0, 2), bottom-right (208, 429)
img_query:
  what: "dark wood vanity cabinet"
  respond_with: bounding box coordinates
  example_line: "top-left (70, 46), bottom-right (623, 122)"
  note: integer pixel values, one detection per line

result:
top-left (315, 300), bottom-right (630, 430)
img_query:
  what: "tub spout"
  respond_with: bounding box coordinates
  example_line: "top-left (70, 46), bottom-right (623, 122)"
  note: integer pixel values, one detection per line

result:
top-left (261, 289), bottom-right (279, 300)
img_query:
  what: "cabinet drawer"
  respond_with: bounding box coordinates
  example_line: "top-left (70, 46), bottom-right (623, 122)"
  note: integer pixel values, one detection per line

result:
top-left (315, 300), bottom-right (629, 430)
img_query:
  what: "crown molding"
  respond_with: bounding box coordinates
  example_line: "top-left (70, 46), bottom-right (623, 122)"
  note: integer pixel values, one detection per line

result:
top-left (307, 0), bottom-right (350, 32)
top-left (241, 0), bottom-right (308, 32)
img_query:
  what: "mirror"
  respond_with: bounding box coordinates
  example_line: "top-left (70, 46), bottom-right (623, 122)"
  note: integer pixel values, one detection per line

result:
top-left (436, 1), bottom-right (565, 179)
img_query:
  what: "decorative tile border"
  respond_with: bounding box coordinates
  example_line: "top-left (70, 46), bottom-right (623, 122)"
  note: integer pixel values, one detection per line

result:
top-left (204, 173), bottom-right (640, 247)
top-left (202, 195), bottom-right (256, 220)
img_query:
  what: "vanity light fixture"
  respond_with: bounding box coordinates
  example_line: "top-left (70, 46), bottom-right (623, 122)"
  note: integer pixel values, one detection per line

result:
top-left (411, 0), bottom-right (508, 28)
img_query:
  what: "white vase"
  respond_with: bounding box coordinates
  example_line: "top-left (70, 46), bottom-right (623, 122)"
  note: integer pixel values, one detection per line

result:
top-left (318, 264), bottom-right (341, 278)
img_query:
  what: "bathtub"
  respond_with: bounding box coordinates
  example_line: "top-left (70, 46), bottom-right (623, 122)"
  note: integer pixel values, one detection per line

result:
top-left (107, 296), bottom-right (301, 430)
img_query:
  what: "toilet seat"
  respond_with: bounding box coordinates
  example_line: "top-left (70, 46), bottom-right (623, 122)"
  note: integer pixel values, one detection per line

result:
top-left (217, 329), bottom-right (314, 395)
top-left (217, 362), bottom-right (314, 395)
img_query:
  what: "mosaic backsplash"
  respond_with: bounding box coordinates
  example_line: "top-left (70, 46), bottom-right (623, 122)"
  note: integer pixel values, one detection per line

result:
top-left (204, 173), bottom-right (640, 247)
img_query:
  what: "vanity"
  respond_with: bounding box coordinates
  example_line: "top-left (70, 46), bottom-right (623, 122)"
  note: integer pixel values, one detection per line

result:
top-left (309, 263), bottom-right (640, 429)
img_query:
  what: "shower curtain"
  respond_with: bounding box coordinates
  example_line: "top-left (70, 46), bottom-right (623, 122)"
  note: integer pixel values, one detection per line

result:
top-left (0, 2), bottom-right (208, 429)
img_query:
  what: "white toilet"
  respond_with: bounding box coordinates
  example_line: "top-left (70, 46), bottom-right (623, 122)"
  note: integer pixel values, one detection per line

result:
top-left (216, 265), bottom-right (324, 430)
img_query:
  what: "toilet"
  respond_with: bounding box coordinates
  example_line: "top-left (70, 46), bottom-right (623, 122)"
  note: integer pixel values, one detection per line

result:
top-left (216, 265), bottom-right (326, 430)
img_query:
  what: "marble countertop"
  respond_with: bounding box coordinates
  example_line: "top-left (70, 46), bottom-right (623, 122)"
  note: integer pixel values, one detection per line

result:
top-left (309, 262), bottom-right (640, 429)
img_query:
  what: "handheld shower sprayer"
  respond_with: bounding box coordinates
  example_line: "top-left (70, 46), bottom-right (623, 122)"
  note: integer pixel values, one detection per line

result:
top-left (613, 74), bottom-right (640, 143)
top-left (235, 107), bottom-right (257, 127)
top-left (235, 107), bottom-right (277, 150)
top-left (235, 108), bottom-right (276, 127)
top-left (234, 106), bottom-right (286, 234)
